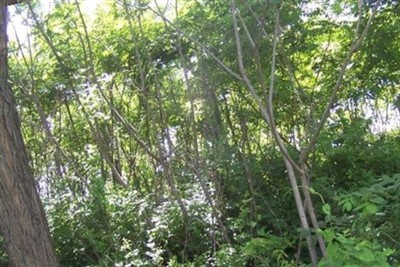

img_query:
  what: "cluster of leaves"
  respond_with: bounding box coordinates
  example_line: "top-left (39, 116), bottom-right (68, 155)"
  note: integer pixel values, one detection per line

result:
top-left (315, 129), bottom-right (400, 266)
top-left (317, 173), bottom-right (400, 266)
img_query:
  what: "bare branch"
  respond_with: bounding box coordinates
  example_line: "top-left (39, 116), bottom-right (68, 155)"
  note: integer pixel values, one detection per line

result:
top-left (237, 10), bottom-right (255, 49)
top-left (231, 0), bottom-right (302, 174)
top-left (267, 8), bottom-right (279, 118)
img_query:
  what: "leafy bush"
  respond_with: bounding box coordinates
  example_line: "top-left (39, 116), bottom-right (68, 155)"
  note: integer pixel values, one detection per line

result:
top-left (319, 229), bottom-right (393, 267)
top-left (335, 174), bottom-right (400, 264)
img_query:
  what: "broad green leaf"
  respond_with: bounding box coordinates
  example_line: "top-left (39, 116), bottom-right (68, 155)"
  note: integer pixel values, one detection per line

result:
top-left (355, 248), bottom-right (374, 262)
top-left (370, 196), bottom-right (386, 205)
top-left (323, 229), bottom-right (335, 243)
top-left (343, 201), bottom-right (352, 212)
top-left (322, 203), bottom-right (331, 215)
top-left (363, 203), bottom-right (378, 215)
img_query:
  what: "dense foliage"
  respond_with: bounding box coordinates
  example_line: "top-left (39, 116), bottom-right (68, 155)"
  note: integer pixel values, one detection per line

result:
top-left (1, 0), bottom-right (399, 266)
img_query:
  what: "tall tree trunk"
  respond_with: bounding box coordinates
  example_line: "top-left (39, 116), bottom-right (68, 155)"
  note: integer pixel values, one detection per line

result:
top-left (0, 2), bottom-right (59, 266)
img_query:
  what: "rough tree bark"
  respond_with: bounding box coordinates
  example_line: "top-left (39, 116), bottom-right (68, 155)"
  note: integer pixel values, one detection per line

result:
top-left (0, 1), bottom-right (59, 266)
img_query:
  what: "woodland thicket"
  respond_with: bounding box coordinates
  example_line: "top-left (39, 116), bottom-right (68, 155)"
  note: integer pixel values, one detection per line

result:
top-left (2, 0), bottom-right (400, 266)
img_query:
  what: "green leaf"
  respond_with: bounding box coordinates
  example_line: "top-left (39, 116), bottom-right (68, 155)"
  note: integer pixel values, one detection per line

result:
top-left (383, 248), bottom-right (394, 256)
top-left (323, 229), bottom-right (335, 243)
top-left (343, 201), bottom-right (352, 212)
top-left (327, 243), bottom-right (340, 259)
top-left (363, 203), bottom-right (378, 215)
top-left (309, 187), bottom-right (316, 194)
top-left (256, 227), bottom-right (268, 237)
top-left (355, 248), bottom-right (374, 262)
top-left (322, 203), bottom-right (331, 215)
top-left (370, 196), bottom-right (386, 205)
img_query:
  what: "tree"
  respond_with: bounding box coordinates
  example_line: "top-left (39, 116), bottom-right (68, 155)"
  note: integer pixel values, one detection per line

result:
top-left (0, 0), bottom-right (58, 266)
